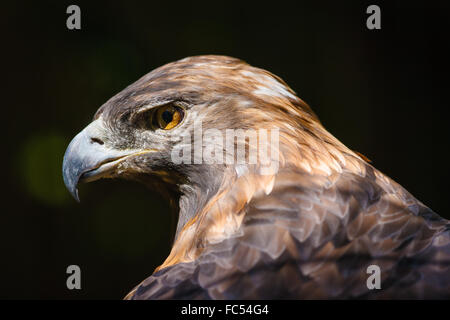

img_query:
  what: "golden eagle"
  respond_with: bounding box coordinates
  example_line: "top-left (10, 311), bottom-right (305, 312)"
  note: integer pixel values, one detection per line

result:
top-left (63, 56), bottom-right (450, 299)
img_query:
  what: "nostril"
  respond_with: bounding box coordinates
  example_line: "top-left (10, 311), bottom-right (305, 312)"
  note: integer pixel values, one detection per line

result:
top-left (90, 137), bottom-right (104, 145)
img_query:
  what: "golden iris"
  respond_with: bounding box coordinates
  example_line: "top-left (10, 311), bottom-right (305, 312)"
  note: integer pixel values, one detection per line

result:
top-left (153, 105), bottom-right (183, 130)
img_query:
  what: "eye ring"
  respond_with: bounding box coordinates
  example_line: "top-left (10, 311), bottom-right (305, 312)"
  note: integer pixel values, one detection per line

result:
top-left (151, 104), bottom-right (184, 130)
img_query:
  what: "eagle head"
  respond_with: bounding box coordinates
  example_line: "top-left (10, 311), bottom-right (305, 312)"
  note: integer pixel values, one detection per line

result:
top-left (63, 55), bottom-right (360, 262)
top-left (63, 55), bottom-right (339, 204)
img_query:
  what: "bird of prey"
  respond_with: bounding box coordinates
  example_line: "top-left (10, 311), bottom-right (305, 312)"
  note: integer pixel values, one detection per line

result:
top-left (63, 55), bottom-right (450, 299)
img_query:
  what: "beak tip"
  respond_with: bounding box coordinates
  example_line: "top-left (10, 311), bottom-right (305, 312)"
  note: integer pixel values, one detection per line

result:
top-left (72, 189), bottom-right (81, 203)
top-left (62, 159), bottom-right (81, 203)
top-left (63, 173), bottom-right (81, 203)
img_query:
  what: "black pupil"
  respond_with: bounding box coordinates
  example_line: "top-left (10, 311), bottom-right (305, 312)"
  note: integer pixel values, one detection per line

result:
top-left (162, 110), bottom-right (173, 124)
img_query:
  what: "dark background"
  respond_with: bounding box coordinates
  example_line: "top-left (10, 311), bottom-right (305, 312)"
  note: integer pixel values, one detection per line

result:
top-left (1, 1), bottom-right (449, 299)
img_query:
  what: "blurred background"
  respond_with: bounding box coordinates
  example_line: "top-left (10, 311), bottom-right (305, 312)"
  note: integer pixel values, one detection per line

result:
top-left (1, 1), bottom-right (449, 299)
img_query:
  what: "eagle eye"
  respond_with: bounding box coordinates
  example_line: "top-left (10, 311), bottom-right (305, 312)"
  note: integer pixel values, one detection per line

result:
top-left (151, 104), bottom-right (184, 130)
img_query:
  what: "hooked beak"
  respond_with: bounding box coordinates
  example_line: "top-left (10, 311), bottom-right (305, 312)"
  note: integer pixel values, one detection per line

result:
top-left (62, 119), bottom-right (140, 202)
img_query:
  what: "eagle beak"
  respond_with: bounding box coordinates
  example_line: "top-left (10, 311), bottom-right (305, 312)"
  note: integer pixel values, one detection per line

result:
top-left (62, 119), bottom-right (134, 202)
